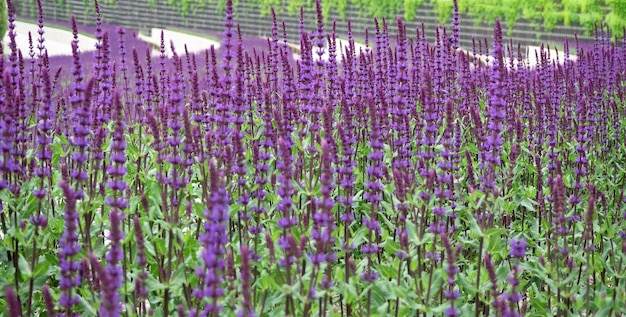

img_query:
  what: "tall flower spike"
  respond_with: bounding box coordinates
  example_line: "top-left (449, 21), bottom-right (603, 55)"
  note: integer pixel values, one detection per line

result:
top-left (58, 179), bottom-right (81, 314)
top-left (100, 208), bottom-right (124, 317)
top-left (237, 245), bottom-right (255, 317)
top-left (480, 19), bottom-right (505, 194)
top-left (133, 215), bottom-right (148, 300)
top-left (361, 94), bottom-right (382, 282)
top-left (5, 287), bottom-right (22, 316)
top-left (98, 92), bottom-right (127, 317)
top-left (42, 284), bottom-right (55, 316)
top-left (310, 139), bottom-right (336, 267)
top-left (36, 0), bottom-right (46, 61)
top-left (441, 233), bottom-right (460, 317)
top-left (452, 0), bottom-right (460, 50)
top-left (509, 238), bottom-right (527, 258)
top-left (584, 185), bottom-right (596, 251)
top-left (484, 253), bottom-right (503, 311)
top-left (34, 64), bottom-right (53, 202)
top-left (191, 159), bottom-right (229, 316)
top-left (276, 134), bottom-right (296, 230)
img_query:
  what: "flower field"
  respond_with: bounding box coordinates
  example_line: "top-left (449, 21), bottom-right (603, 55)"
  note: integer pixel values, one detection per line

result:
top-left (1, 0), bottom-right (625, 316)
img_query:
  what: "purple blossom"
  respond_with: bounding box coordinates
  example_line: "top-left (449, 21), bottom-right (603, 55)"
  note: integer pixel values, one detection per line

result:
top-left (99, 209), bottom-right (124, 317)
top-left (237, 245), bottom-right (255, 317)
top-left (43, 284), bottom-right (55, 316)
top-left (479, 19), bottom-right (506, 195)
top-left (192, 160), bottom-right (230, 315)
top-left (5, 287), bottom-right (22, 316)
top-left (58, 180), bottom-right (81, 315)
top-left (92, 92), bottom-right (128, 316)
top-left (276, 133), bottom-right (296, 229)
top-left (33, 65), bottom-right (53, 204)
top-left (509, 238), bottom-right (527, 258)
top-left (442, 232), bottom-right (461, 315)
top-left (310, 139), bottom-right (336, 267)
top-left (133, 214), bottom-right (148, 299)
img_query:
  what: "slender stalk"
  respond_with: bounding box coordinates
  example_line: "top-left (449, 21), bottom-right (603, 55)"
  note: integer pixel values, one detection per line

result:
top-left (475, 236), bottom-right (484, 316)
top-left (26, 232), bottom-right (39, 316)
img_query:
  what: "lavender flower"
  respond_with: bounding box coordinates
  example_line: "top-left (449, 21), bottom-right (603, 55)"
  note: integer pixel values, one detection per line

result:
top-left (133, 214), bottom-right (148, 300)
top-left (192, 160), bottom-right (230, 316)
top-left (452, 0), bottom-right (460, 49)
top-left (480, 19), bottom-right (506, 193)
top-left (100, 209), bottom-right (124, 317)
top-left (502, 264), bottom-right (523, 317)
top-left (584, 185), bottom-right (596, 251)
top-left (362, 94), bottom-right (382, 282)
top-left (442, 233), bottom-right (461, 316)
top-left (237, 245), bottom-right (255, 317)
top-left (504, 240), bottom-right (525, 317)
top-left (92, 93), bottom-right (128, 316)
top-left (58, 180), bottom-right (81, 315)
top-left (43, 284), bottom-right (55, 315)
top-left (509, 238), bottom-right (527, 258)
top-left (276, 134), bottom-right (296, 230)
top-left (33, 65), bottom-right (53, 203)
top-left (309, 139), bottom-right (337, 292)
top-left (0, 71), bottom-right (18, 193)
top-left (164, 52), bottom-right (187, 223)
top-left (5, 287), bottom-right (22, 316)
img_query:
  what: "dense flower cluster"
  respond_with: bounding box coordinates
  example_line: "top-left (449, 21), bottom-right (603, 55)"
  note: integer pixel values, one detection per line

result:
top-left (0, 0), bottom-right (625, 316)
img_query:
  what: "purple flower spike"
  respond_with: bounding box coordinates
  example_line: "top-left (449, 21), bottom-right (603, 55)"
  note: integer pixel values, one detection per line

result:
top-left (5, 287), bottom-right (22, 316)
top-left (237, 245), bottom-right (255, 317)
top-left (445, 306), bottom-right (460, 317)
top-left (100, 210), bottom-right (124, 317)
top-left (58, 179), bottom-right (81, 314)
top-left (509, 238), bottom-right (527, 258)
top-left (193, 160), bottom-right (230, 315)
top-left (452, 0), bottom-right (460, 49)
top-left (43, 284), bottom-right (55, 316)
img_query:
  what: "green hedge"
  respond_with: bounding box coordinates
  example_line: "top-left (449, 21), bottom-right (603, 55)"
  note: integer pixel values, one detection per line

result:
top-left (37, 0), bottom-right (626, 39)
top-left (234, 0), bottom-right (625, 39)
top-left (1, 0), bottom-right (7, 41)
top-left (238, 0), bottom-right (624, 38)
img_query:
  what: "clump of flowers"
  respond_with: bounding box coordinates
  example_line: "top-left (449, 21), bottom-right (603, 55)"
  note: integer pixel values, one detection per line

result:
top-left (0, 1), bottom-right (625, 316)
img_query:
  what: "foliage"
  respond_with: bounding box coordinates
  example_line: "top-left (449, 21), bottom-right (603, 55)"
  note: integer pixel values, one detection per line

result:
top-left (244, 0), bottom-right (625, 40)
top-left (166, 0), bottom-right (206, 16)
top-left (431, 0), bottom-right (453, 24)
top-left (403, 0), bottom-right (424, 21)
top-left (605, 0), bottom-right (626, 38)
top-left (0, 0), bottom-right (6, 41)
top-left (28, 0), bottom-right (626, 39)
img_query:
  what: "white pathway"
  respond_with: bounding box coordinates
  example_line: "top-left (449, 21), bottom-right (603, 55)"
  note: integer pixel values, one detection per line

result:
top-left (3, 21), bottom-right (576, 68)
top-left (137, 28), bottom-right (221, 58)
top-left (2, 21), bottom-right (221, 59)
top-left (2, 20), bottom-right (98, 56)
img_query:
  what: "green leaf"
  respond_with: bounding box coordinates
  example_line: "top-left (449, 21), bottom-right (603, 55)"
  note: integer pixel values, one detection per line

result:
top-left (78, 295), bottom-right (97, 315)
top-left (18, 254), bottom-right (32, 279)
top-left (170, 265), bottom-right (187, 288)
top-left (44, 254), bottom-right (60, 267)
top-left (595, 298), bottom-right (614, 317)
top-left (516, 196), bottom-right (537, 212)
top-left (457, 273), bottom-right (477, 296)
top-left (467, 213), bottom-right (484, 238)
top-left (145, 275), bottom-right (167, 292)
top-left (379, 264), bottom-right (396, 279)
top-left (376, 301), bottom-right (390, 315)
top-left (33, 260), bottom-right (51, 277)
top-left (153, 237), bottom-right (166, 255)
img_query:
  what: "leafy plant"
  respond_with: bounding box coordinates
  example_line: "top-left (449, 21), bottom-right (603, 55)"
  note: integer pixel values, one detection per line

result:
top-left (1, 0), bottom-right (626, 316)
top-left (0, 0), bottom-right (6, 40)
